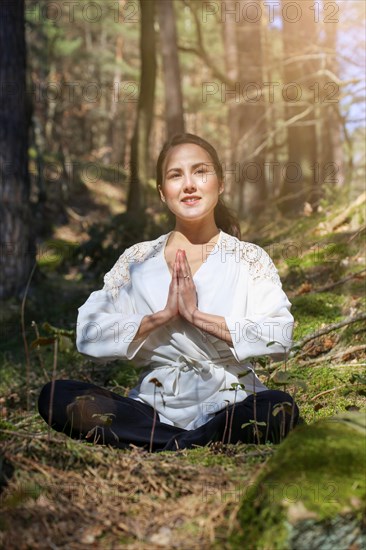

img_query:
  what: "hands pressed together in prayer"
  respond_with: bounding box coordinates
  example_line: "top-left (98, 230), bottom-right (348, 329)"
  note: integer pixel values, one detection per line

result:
top-left (135, 250), bottom-right (233, 345)
top-left (164, 249), bottom-right (198, 323)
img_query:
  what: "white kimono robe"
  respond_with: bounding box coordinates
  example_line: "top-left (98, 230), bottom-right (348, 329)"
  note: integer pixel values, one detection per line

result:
top-left (76, 230), bottom-right (294, 430)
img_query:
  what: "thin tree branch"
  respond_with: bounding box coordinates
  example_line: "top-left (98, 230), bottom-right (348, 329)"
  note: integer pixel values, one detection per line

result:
top-left (292, 313), bottom-right (366, 353)
top-left (237, 105), bottom-right (314, 162)
top-left (178, 0), bottom-right (235, 86)
top-left (303, 269), bottom-right (366, 295)
top-left (294, 344), bottom-right (366, 367)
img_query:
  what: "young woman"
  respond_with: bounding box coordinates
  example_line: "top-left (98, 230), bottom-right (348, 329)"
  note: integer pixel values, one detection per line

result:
top-left (38, 133), bottom-right (299, 451)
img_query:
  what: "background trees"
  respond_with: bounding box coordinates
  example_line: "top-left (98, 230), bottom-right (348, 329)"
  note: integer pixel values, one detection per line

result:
top-left (0, 0), bottom-right (365, 297)
top-left (0, 0), bottom-right (33, 299)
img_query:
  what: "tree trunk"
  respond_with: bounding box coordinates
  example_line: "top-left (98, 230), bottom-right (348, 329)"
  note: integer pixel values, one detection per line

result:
top-left (235, 1), bottom-right (267, 219)
top-left (222, 7), bottom-right (239, 209)
top-left (109, 33), bottom-right (126, 164)
top-left (320, 18), bottom-right (344, 193)
top-left (156, 0), bottom-right (184, 138)
top-left (127, 0), bottom-right (157, 214)
top-left (279, 0), bottom-right (319, 214)
top-left (0, 0), bottom-right (34, 298)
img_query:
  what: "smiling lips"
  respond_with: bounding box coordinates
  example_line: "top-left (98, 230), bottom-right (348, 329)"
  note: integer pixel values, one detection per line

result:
top-left (181, 196), bottom-right (201, 205)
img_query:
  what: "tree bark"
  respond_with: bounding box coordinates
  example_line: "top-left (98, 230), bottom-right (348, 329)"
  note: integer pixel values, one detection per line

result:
top-left (222, 7), bottom-right (239, 208)
top-left (279, 0), bottom-right (319, 214)
top-left (320, 18), bottom-right (344, 192)
top-left (235, 0), bottom-right (267, 219)
top-left (127, 0), bottom-right (157, 213)
top-left (0, 0), bottom-right (34, 298)
top-left (109, 33), bottom-right (126, 164)
top-left (156, 0), bottom-right (184, 138)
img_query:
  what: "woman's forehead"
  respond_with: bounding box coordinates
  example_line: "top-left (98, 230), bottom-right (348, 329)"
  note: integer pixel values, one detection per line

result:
top-left (164, 143), bottom-right (213, 170)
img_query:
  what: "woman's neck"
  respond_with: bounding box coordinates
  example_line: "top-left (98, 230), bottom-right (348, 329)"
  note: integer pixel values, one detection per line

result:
top-left (172, 221), bottom-right (220, 245)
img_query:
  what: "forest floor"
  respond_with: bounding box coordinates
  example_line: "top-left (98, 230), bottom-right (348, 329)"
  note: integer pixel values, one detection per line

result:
top-left (0, 176), bottom-right (365, 549)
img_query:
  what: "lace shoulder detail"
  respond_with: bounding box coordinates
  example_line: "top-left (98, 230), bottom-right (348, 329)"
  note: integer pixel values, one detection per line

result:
top-left (220, 232), bottom-right (281, 286)
top-left (103, 234), bottom-right (169, 300)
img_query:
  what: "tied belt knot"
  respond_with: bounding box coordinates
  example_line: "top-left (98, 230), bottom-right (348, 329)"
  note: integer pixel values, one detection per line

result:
top-left (149, 355), bottom-right (224, 397)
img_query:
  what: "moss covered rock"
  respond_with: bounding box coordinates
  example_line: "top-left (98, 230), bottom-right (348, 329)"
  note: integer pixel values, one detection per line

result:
top-left (230, 413), bottom-right (366, 549)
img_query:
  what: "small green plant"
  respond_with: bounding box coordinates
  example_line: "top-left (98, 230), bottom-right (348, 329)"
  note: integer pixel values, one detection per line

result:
top-left (85, 413), bottom-right (118, 445)
top-left (149, 377), bottom-right (164, 453)
top-left (219, 382), bottom-right (246, 445)
top-left (240, 419), bottom-right (267, 443)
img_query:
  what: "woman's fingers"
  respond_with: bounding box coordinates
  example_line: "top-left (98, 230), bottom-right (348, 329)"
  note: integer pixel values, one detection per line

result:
top-left (175, 249), bottom-right (185, 279)
top-left (181, 250), bottom-right (193, 278)
top-left (172, 256), bottom-right (178, 281)
top-left (175, 249), bottom-right (191, 280)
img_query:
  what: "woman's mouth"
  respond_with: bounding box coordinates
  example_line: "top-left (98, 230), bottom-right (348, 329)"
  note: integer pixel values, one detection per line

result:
top-left (181, 197), bottom-right (201, 206)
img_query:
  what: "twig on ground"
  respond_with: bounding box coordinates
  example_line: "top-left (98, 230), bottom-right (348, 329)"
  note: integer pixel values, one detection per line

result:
top-left (311, 386), bottom-right (343, 401)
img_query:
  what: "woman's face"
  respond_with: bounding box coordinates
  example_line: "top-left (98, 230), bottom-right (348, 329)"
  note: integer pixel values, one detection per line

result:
top-left (158, 143), bottom-right (224, 224)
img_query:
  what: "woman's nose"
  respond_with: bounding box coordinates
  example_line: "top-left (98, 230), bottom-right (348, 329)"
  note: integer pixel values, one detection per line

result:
top-left (182, 173), bottom-right (197, 191)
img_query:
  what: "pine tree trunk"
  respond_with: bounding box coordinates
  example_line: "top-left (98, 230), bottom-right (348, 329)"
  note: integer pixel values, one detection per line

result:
top-left (156, 0), bottom-right (184, 138)
top-left (279, 0), bottom-right (319, 214)
top-left (127, 0), bottom-right (157, 214)
top-left (320, 19), bottom-right (344, 192)
top-left (222, 11), bottom-right (239, 209)
top-left (235, 0), bottom-right (267, 219)
top-left (0, 0), bottom-right (34, 298)
top-left (109, 34), bottom-right (125, 165)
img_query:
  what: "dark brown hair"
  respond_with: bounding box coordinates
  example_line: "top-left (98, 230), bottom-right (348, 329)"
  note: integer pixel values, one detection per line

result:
top-left (156, 133), bottom-right (241, 239)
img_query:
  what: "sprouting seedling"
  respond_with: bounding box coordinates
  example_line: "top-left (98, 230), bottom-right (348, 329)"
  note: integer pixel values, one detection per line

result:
top-left (221, 400), bottom-right (230, 445)
top-left (241, 420), bottom-right (267, 443)
top-left (149, 377), bottom-right (163, 453)
top-left (234, 378), bottom-right (263, 445)
top-left (272, 402), bottom-right (294, 442)
top-left (92, 412), bottom-right (115, 427)
top-left (31, 320), bottom-right (47, 375)
top-left (86, 412), bottom-right (119, 445)
top-left (238, 366), bottom-right (264, 445)
top-left (238, 357), bottom-right (272, 385)
top-left (266, 340), bottom-right (290, 372)
top-left (220, 382), bottom-right (245, 445)
top-left (272, 402), bottom-right (293, 416)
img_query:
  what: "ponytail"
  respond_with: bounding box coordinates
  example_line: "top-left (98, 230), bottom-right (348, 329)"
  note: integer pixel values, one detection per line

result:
top-left (214, 198), bottom-right (241, 239)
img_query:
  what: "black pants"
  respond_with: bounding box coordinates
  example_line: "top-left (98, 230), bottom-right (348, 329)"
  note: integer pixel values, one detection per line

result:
top-left (38, 380), bottom-right (299, 452)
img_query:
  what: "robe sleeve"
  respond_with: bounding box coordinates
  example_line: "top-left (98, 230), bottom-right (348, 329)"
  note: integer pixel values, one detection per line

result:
top-left (76, 247), bottom-right (148, 361)
top-left (224, 245), bottom-right (294, 362)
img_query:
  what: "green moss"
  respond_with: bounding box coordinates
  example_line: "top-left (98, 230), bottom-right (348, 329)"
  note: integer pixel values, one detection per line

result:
top-left (291, 292), bottom-right (344, 340)
top-left (160, 446), bottom-right (238, 468)
top-left (288, 364), bottom-right (366, 424)
top-left (230, 416), bottom-right (366, 549)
